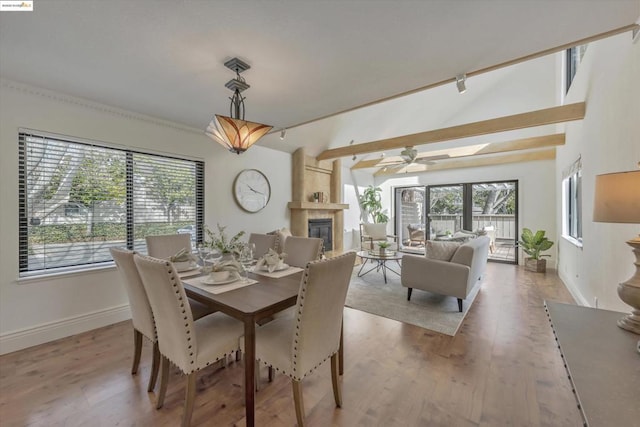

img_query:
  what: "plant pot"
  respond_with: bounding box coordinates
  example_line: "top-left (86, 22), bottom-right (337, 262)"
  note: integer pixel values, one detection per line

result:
top-left (525, 258), bottom-right (546, 273)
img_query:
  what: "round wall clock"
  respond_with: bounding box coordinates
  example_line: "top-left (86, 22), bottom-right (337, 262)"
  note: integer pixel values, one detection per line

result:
top-left (233, 169), bottom-right (271, 213)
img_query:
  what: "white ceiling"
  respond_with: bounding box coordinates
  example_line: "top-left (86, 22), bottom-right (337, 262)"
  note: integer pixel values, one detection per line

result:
top-left (1, 0), bottom-right (638, 154)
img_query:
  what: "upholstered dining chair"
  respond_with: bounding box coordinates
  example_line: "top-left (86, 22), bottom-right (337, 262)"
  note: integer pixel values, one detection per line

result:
top-left (146, 233), bottom-right (192, 260)
top-left (110, 247), bottom-right (161, 393)
top-left (282, 236), bottom-right (324, 268)
top-left (254, 251), bottom-right (357, 426)
top-left (133, 254), bottom-right (244, 427)
top-left (111, 247), bottom-right (219, 394)
top-left (146, 234), bottom-right (214, 319)
top-left (248, 233), bottom-right (279, 259)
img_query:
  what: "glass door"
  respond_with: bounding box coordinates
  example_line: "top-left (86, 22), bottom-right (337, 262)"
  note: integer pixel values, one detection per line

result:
top-left (394, 187), bottom-right (426, 251)
top-left (427, 185), bottom-right (464, 240)
top-left (471, 181), bottom-right (518, 263)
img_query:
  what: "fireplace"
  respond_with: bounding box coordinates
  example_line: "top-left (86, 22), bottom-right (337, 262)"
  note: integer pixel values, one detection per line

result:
top-left (308, 218), bottom-right (333, 252)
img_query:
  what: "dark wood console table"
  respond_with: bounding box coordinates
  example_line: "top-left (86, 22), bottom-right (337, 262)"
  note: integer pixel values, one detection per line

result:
top-left (544, 301), bottom-right (640, 427)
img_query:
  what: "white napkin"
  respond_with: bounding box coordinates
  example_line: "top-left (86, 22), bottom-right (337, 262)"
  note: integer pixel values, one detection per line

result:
top-left (255, 248), bottom-right (287, 273)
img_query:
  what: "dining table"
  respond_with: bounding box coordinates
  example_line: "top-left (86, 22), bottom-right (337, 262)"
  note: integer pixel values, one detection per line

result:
top-left (182, 268), bottom-right (343, 427)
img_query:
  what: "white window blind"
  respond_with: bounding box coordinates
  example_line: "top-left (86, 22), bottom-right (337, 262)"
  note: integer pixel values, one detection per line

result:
top-left (18, 132), bottom-right (204, 276)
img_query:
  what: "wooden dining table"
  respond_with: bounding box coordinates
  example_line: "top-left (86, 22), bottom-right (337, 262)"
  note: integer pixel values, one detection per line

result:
top-left (183, 270), bottom-right (302, 427)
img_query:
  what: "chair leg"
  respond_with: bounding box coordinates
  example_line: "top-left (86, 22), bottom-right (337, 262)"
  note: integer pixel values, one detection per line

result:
top-left (131, 329), bottom-right (143, 375)
top-left (255, 361), bottom-right (260, 391)
top-left (236, 350), bottom-right (242, 361)
top-left (292, 380), bottom-right (305, 427)
top-left (407, 288), bottom-right (413, 301)
top-left (147, 341), bottom-right (160, 392)
top-left (457, 298), bottom-right (463, 313)
top-left (330, 354), bottom-right (342, 408)
top-left (156, 356), bottom-right (170, 409)
top-left (182, 372), bottom-right (196, 427)
top-left (268, 366), bottom-right (274, 382)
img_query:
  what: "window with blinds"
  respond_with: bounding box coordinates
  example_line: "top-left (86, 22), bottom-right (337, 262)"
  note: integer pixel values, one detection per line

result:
top-left (18, 132), bottom-right (204, 276)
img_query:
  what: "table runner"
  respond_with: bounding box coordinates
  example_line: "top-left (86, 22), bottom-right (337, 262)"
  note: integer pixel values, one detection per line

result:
top-left (183, 276), bottom-right (258, 294)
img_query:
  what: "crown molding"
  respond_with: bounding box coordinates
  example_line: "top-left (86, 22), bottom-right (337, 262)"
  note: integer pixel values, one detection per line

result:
top-left (0, 78), bottom-right (205, 135)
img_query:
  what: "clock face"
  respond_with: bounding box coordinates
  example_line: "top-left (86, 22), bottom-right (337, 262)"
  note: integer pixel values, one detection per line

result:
top-left (233, 169), bottom-right (271, 213)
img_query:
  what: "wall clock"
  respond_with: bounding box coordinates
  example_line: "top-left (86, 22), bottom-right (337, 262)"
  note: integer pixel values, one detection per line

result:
top-left (233, 169), bottom-right (271, 213)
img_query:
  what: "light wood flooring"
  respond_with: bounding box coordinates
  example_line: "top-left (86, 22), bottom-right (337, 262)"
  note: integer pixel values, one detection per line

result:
top-left (0, 263), bottom-right (582, 426)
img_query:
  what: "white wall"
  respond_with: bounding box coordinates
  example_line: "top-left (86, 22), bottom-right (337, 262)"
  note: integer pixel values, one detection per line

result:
top-left (555, 33), bottom-right (640, 310)
top-left (342, 168), bottom-right (374, 250)
top-left (0, 80), bottom-right (291, 354)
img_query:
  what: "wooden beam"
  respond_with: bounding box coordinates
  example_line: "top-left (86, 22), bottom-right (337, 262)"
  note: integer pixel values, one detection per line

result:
top-left (275, 24), bottom-right (636, 134)
top-left (351, 133), bottom-right (565, 169)
top-left (374, 148), bottom-right (556, 176)
top-left (318, 103), bottom-right (583, 160)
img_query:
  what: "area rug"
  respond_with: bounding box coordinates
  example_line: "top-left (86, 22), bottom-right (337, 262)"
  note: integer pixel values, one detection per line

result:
top-left (345, 265), bottom-right (481, 336)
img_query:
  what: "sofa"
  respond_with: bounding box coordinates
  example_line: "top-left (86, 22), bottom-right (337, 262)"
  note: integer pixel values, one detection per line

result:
top-left (401, 236), bottom-right (490, 312)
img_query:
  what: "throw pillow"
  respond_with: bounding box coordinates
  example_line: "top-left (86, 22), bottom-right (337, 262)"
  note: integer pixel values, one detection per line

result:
top-left (426, 240), bottom-right (462, 261)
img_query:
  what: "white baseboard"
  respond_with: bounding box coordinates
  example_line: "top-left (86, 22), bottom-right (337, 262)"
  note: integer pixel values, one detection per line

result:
top-left (0, 304), bottom-right (131, 355)
top-left (558, 270), bottom-right (590, 307)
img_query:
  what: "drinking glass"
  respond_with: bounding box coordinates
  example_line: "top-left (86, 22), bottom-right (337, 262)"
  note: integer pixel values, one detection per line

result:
top-left (239, 244), bottom-right (254, 283)
top-left (196, 244), bottom-right (210, 267)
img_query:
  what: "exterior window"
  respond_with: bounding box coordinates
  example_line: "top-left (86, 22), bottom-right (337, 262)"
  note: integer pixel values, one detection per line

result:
top-left (565, 44), bottom-right (588, 93)
top-left (18, 131), bottom-right (204, 276)
top-left (562, 159), bottom-right (582, 243)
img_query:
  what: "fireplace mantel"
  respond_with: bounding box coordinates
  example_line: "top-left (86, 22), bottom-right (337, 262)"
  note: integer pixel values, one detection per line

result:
top-left (287, 201), bottom-right (349, 211)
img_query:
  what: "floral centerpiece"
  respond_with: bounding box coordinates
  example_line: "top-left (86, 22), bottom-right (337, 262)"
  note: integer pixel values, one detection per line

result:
top-left (204, 224), bottom-right (245, 257)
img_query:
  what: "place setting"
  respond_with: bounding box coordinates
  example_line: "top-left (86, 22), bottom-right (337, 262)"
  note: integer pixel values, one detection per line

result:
top-left (251, 248), bottom-right (303, 278)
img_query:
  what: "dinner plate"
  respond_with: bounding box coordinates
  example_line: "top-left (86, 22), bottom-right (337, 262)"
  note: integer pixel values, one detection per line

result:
top-left (259, 263), bottom-right (289, 272)
top-left (201, 276), bottom-right (238, 285)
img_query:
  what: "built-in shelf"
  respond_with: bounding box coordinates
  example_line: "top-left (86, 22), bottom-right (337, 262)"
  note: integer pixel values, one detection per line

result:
top-left (287, 201), bottom-right (349, 211)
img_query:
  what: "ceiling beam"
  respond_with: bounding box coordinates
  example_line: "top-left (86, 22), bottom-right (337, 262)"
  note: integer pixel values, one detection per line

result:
top-left (351, 133), bottom-right (565, 169)
top-left (374, 148), bottom-right (556, 176)
top-left (318, 103), bottom-right (583, 160)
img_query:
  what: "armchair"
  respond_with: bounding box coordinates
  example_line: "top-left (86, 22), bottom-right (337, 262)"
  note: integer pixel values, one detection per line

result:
top-left (360, 223), bottom-right (397, 251)
top-left (401, 236), bottom-right (490, 312)
top-left (406, 223), bottom-right (425, 246)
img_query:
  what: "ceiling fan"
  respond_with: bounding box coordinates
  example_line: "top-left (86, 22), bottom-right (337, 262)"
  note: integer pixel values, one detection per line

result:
top-left (396, 146), bottom-right (446, 165)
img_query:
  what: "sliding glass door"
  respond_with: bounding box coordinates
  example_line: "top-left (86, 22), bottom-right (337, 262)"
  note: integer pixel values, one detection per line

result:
top-left (394, 180), bottom-right (518, 263)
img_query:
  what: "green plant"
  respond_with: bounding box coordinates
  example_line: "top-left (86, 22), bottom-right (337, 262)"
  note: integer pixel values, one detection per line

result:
top-left (204, 224), bottom-right (245, 255)
top-left (377, 241), bottom-right (391, 249)
top-left (359, 185), bottom-right (389, 223)
top-left (518, 228), bottom-right (554, 260)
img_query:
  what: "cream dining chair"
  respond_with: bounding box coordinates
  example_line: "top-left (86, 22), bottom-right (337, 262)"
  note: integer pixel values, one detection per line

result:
top-left (254, 251), bottom-right (357, 426)
top-left (146, 234), bottom-right (214, 319)
top-left (248, 233), bottom-right (279, 259)
top-left (282, 236), bottom-right (324, 268)
top-left (110, 247), bottom-right (219, 394)
top-left (110, 247), bottom-right (161, 393)
top-left (133, 254), bottom-right (244, 427)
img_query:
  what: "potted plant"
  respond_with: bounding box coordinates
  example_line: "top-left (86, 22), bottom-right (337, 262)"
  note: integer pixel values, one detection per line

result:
top-left (519, 228), bottom-right (554, 273)
top-left (204, 224), bottom-right (245, 260)
top-left (359, 185), bottom-right (389, 224)
top-left (377, 241), bottom-right (392, 256)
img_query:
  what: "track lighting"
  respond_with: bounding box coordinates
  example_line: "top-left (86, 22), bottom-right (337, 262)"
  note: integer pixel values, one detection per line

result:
top-left (455, 74), bottom-right (467, 94)
top-left (352, 154), bottom-right (357, 161)
top-left (280, 128), bottom-right (287, 140)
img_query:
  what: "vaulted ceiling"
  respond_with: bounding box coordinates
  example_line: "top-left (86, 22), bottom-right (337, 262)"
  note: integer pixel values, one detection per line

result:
top-left (1, 1), bottom-right (638, 157)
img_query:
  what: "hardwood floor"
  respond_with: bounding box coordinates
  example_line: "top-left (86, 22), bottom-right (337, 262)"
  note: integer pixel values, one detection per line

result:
top-left (0, 263), bottom-right (582, 426)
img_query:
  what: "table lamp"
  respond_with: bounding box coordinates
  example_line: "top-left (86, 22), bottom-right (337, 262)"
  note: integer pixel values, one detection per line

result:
top-left (593, 170), bottom-right (640, 334)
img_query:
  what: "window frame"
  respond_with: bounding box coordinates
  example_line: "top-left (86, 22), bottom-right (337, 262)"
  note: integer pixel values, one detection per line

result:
top-left (18, 130), bottom-right (204, 277)
top-left (562, 162), bottom-right (583, 246)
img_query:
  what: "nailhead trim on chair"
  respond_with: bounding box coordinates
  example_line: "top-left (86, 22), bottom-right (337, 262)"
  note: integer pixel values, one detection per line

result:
top-left (260, 251), bottom-right (353, 382)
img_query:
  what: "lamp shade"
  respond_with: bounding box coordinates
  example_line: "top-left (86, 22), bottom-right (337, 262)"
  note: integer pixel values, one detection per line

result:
top-left (593, 170), bottom-right (640, 224)
top-left (205, 115), bottom-right (273, 154)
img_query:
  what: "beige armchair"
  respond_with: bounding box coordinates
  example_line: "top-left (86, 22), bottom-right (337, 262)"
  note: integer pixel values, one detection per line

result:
top-left (360, 223), bottom-right (398, 251)
top-left (133, 254), bottom-right (244, 427)
top-left (401, 236), bottom-right (490, 312)
top-left (255, 251), bottom-right (357, 426)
